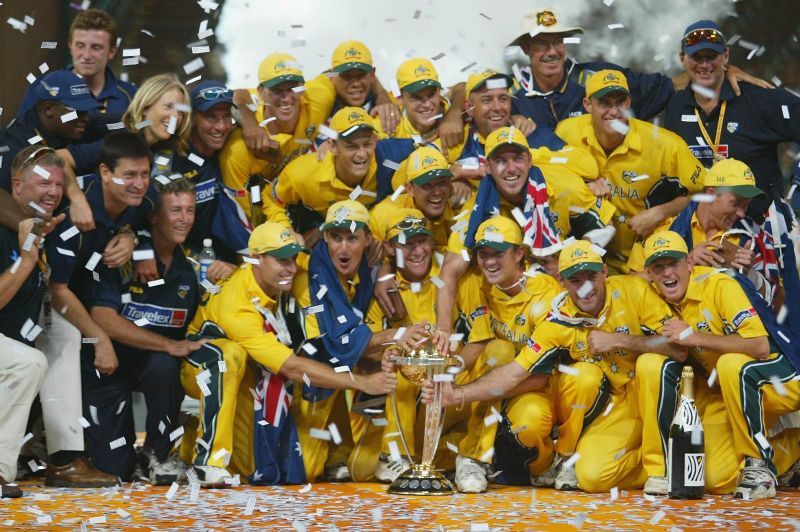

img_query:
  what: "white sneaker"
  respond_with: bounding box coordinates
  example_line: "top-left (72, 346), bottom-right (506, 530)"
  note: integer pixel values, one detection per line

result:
top-left (734, 458), bottom-right (777, 500)
top-left (193, 465), bottom-right (234, 488)
top-left (531, 456), bottom-right (560, 488)
top-left (375, 453), bottom-right (410, 483)
top-left (644, 475), bottom-right (669, 496)
top-left (146, 451), bottom-right (188, 486)
top-left (322, 462), bottom-right (351, 482)
top-left (455, 455), bottom-right (488, 493)
top-left (554, 456), bottom-right (578, 491)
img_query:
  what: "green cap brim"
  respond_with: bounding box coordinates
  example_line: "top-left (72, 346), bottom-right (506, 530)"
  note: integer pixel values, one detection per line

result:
top-left (590, 86), bottom-right (629, 100)
top-left (260, 74), bottom-right (305, 89)
top-left (393, 227), bottom-right (434, 240)
top-left (559, 261), bottom-right (603, 279)
top-left (332, 62), bottom-right (373, 74)
top-left (644, 250), bottom-right (688, 267)
top-left (410, 168), bottom-right (453, 185)
top-left (718, 184), bottom-right (766, 199)
top-left (339, 123), bottom-right (376, 138)
top-left (487, 142), bottom-right (528, 160)
top-left (475, 240), bottom-right (514, 252)
top-left (321, 220), bottom-right (368, 232)
top-left (401, 79), bottom-right (443, 94)
top-left (467, 74), bottom-right (513, 97)
top-left (265, 242), bottom-right (309, 259)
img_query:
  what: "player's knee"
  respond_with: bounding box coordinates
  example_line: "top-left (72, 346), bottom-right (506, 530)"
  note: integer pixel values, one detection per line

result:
top-left (507, 400), bottom-right (553, 445)
top-left (715, 352), bottom-right (749, 383)
top-left (571, 361), bottom-right (604, 391)
top-left (635, 353), bottom-right (669, 376)
top-left (575, 458), bottom-right (614, 493)
top-left (217, 340), bottom-right (248, 375)
top-left (143, 352), bottom-right (182, 382)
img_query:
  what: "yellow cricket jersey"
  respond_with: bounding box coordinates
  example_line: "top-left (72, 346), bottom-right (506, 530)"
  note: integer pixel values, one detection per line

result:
top-left (364, 264), bottom-right (494, 343)
top-left (671, 266), bottom-right (769, 376)
top-left (262, 151), bottom-right (378, 227)
top-left (473, 271), bottom-right (562, 353)
top-left (627, 211), bottom-right (721, 272)
top-left (188, 264), bottom-right (292, 374)
top-left (368, 192), bottom-right (456, 248)
top-left (515, 275), bottom-right (674, 391)
top-left (555, 115), bottom-right (705, 268)
top-left (219, 87), bottom-right (332, 221)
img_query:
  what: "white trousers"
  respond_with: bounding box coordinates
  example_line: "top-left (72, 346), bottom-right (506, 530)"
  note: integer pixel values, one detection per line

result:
top-left (0, 335), bottom-right (47, 481)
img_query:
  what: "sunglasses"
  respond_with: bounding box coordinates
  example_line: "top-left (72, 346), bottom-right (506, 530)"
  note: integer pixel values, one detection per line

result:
top-left (682, 29), bottom-right (725, 48)
top-left (195, 87), bottom-right (233, 101)
top-left (397, 217), bottom-right (428, 232)
top-left (22, 146), bottom-right (57, 166)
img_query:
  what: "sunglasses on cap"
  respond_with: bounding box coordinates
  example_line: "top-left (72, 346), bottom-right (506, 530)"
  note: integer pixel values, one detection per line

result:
top-left (22, 146), bottom-right (57, 165)
top-left (195, 87), bottom-right (233, 101)
top-left (397, 217), bottom-right (428, 231)
top-left (682, 29), bottom-right (725, 48)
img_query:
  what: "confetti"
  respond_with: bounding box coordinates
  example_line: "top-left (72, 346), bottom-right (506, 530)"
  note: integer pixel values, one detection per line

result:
top-left (707, 368), bottom-right (718, 388)
top-left (678, 327), bottom-right (694, 341)
top-left (769, 376), bottom-right (788, 396)
top-left (691, 193), bottom-right (716, 203)
top-left (109, 436), bottom-right (126, 449)
top-left (558, 364), bottom-right (579, 376)
top-left (165, 481), bottom-right (179, 500)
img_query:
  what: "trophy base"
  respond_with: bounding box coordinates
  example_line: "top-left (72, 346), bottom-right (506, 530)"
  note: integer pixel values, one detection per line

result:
top-left (387, 464), bottom-right (455, 496)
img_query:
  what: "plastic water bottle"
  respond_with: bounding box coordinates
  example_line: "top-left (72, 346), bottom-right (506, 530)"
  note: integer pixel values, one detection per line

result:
top-left (199, 238), bottom-right (215, 284)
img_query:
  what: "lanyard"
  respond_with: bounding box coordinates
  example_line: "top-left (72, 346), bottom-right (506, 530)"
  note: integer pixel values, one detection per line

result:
top-left (694, 101), bottom-right (727, 159)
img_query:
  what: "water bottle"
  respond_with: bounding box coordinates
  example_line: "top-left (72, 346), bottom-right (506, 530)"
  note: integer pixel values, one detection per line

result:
top-left (199, 238), bottom-right (215, 284)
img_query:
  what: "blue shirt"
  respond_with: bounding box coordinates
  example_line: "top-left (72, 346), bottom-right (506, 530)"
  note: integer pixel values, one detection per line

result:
top-left (17, 67), bottom-right (136, 143)
top-left (511, 58), bottom-right (674, 132)
top-left (0, 108), bottom-right (70, 191)
top-left (0, 226), bottom-right (47, 345)
top-left (45, 174), bottom-right (156, 299)
top-left (86, 245), bottom-right (198, 341)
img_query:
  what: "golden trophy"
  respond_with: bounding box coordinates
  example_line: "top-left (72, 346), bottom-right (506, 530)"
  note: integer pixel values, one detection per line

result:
top-left (387, 335), bottom-right (459, 496)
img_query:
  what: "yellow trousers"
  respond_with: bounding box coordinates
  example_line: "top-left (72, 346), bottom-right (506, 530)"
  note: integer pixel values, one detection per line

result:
top-left (293, 388), bottom-right (354, 481)
top-left (179, 338), bottom-right (256, 476)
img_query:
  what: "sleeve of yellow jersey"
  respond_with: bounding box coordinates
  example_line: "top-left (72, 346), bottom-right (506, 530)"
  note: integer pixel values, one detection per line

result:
top-left (368, 198), bottom-right (392, 243)
top-left (514, 321), bottom-right (564, 375)
top-left (364, 297), bottom-right (388, 333)
top-left (219, 128), bottom-right (258, 191)
top-left (221, 305), bottom-right (293, 374)
top-left (303, 75), bottom-right (337, 126)
top-left (459, 269), bottom-right (494, 344)
top-left (262, 154), bottom-right (313, 226)
top-left (666, 130), bottom-right (706, 193)
top-left (713, 275), bottom-right (769, 339)
top-left (633, 276), bottom-right (674, 335)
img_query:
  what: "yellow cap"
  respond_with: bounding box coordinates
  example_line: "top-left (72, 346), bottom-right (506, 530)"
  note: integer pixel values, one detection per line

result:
top-left (643, 230), bottom-right (689, 266)
top-left (485, 126), bottom-right (529, 159)
top-left (558, 240), bottom-right (604, 279)
top-left (511, 7), bottom-right (584, 46)
top-left (396, 58), bottom-right (442, 94)
top-left (249, 222), bottom-right (309, 258)
top-left (585, 69), bottom-right (630, 100)
top-left (321, 200), bottom-right (371, 231)
top-left (328, 106), bottom-right (376, 138)
top-left (403, 146), bottom-right (453, 186)
top-left (385, 208), bottom-right (434, 241)
top-left (475, 216), bottom-right (523, 251)
top-left (704, 158), bottom-right (765, 198)
top-left (465, 69), bottom-right (513, 98)
top-left (331, 40), bottom-right (373, 73)
top-left (258, 53), bottom-right (304, 89)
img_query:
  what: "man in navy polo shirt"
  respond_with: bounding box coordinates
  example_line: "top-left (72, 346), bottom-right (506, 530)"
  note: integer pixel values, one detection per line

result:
top-left (152, 80), bottom-right (248, 280)
top-left (15, 8), bottom-right (136, 143)
top-left (82, 178), bottom-right (206, 483)
top-left (664, 19), bottom-right (800, 218)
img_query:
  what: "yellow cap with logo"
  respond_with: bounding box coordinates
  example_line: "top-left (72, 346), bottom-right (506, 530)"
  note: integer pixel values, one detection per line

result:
top-left (258, 53), bottom-right (304, 89)
top-left (558, 240), bottom-right (604, 279)
top-left (249, 222), bottom-right (309, 258)
top-left (385, 208), bottom-right (434, 241)
top-left (331, 40), bottom-right (373, 74)
top-left (404, 146), bottom-right (453, 185)
top-left (465, 69), bottom-right (513, 98)
top-left (704, 158), bottom-right (765, 198)
top-left (475, 216), bottom-right (523, 251)
top-left (643, 230), bottom-right (690, 266)
top-left (329, 106), bottom-right (376, 138)
top-left (585, 69), bottom-right (630, 100)
top-left (396, 58), bottom-right (442, 94)
top-left (321, 200), bottom-right (371, 231)
top-left (485, 126), bottom-right (529, 159)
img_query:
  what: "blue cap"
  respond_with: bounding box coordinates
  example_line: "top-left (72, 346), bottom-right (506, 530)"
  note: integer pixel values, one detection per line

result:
top-left (190, 80), bottom-right (234, 112)
top-left (682, 20), bottom-right (726, 56)
top-left (34, 70), bottom-right (101, 111)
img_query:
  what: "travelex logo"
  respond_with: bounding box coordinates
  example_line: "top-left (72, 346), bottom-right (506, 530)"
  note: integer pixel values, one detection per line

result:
top-left (194, 178), bottom-right (216, 204)
top-left (470, 305), bottom-right (488, 320)
top-left (527, 338), bottom-right (542, 353)
top-left (732, 307), bottom-right (757, 328)
top-left (536, 10), bottom-right (557, 26)
top-left (122, 302), bottom-right (187, 328)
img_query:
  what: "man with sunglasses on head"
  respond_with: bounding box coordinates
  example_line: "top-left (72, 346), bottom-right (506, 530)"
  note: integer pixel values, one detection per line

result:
top-left (151, 80), bottom-right (248, 283)
top-left (508, 7), bottom-right (770, 134)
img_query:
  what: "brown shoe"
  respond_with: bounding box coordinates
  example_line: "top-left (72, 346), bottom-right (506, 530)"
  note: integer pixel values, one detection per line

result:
top-left (1, 477), bottom-right (23, 498)
top-left (45, 457), bottom-right (119, 488)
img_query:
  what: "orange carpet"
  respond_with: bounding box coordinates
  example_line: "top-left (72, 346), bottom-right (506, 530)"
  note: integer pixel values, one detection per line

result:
top-left (1, 481), bottom-right (799, 530)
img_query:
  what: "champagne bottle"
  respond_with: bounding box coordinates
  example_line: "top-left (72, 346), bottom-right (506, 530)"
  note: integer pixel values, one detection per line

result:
top-left (668, 366), bottom-right (705, 499)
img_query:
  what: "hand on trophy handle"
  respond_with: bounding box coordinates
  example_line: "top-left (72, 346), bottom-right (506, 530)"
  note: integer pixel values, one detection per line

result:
top-left (432, 328), bottom-right (451, 356)
top-left (397, 321), bottom-right (430, 352)
top-left (421, 378), bottom-right (456, 407)
top-left (361, 368), bottom-right (397, 395)
top-left (382, 346), bottom-right (401, 374)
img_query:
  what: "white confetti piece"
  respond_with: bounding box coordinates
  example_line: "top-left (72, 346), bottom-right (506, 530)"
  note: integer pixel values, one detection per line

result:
top-left (165, 481), bottom-right (179, 499)
top-left (433, 373), bottom-right (454, 382)
top-left (690, 83), bottom-right (717, 99)
top-left (78, 416), bottom-right (90, 428)
top-left (769, 375), bottom-right (788, 396)
top-left (244, 495), bottom-right (256, 515)
top-left (781, 105), bottom-right (790, 119)
top-left (558, 364), bottom-right (579, 376)
top-left (333, 365), bottom-right (350, 373)
top-left (41, 41), bottom-right (57, 49)
top-left (309, 428), bottom-right (331, 440)
top-left (116, 509), bottom-right (131, 519)
top-left (59, 226), bottom-right (80, 241)
top-left (650, 510), bottom-right (666, 524)
top-left (298, 482), bottom-right (312, 493)
top-left (148, 279), bottom-right (165, 287)
top-left (776, 305), bottom-right (788, 325)
top-left (603, 402), bottom-right (615, 416)
top-left (707, 367), bottom-right (718, 388)
top-left (328, 423), bottom-right (342, 445)
top-left (88, 516), bottom-right (106, 525)
top-left (388, 440), bottom-right (402, 462)
top-left (692, 193), bottom-right (716, 203)
top-left (183, 57), bottom-right (204, 75)
top-left (85, 252), bottom-right (102, 271)
top-left (754, 431), bottom-right (771, 449)
top-left (577, 280), bottom-right (593, 299)
top-left (109, 436), bottom-right (126, 449)
top-left (678, 327), bottom-right (694, 341)
top-left (132, 249), bottom-right (155, 261)
top-left (169, 426), bottom-right (184, 442)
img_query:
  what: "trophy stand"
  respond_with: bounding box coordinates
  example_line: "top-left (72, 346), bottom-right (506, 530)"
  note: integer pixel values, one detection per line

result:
top-left (387, 339), bottom-right (456, 496)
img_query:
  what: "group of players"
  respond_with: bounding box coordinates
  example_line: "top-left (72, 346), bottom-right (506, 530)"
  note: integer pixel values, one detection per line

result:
top-left (1, 5), bottom-right (799, 502)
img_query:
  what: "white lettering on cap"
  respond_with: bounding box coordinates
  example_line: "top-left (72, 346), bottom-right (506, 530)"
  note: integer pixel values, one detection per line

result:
top-left (69, 84), bottom-right (90, 96)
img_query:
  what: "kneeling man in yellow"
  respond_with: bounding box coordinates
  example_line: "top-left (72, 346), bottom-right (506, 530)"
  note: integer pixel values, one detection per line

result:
top-left (556, 69), bottom-right (705, 273)
top-left (361, 208), bottom-right (495, 483)
top-left (180, 221), bottom-right (396, 487)
top-left (637, 231), bottom-right (800, 499)
top-left (263, 106), bottom-right (378, 247)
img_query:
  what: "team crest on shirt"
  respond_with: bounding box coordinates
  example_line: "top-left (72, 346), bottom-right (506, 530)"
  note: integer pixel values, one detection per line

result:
top-left (177, 284), bottom-right (191, 299)
top-left (515, 314), bottom-right (526, 326)
top-left (305, 125), bottom-right (316, 138)
top-left (536, 10), bottom-right (557, 26)
top-left (696, 321), bottom-right (711, 333)
top-left (615, 325), bottom-right (630, 335)
top-left (575, 341), bottom-right (586, 351)
top-left (727, 122), bottom-right (739, 133)
top-left (621, 170), bottom-right (638, 184)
